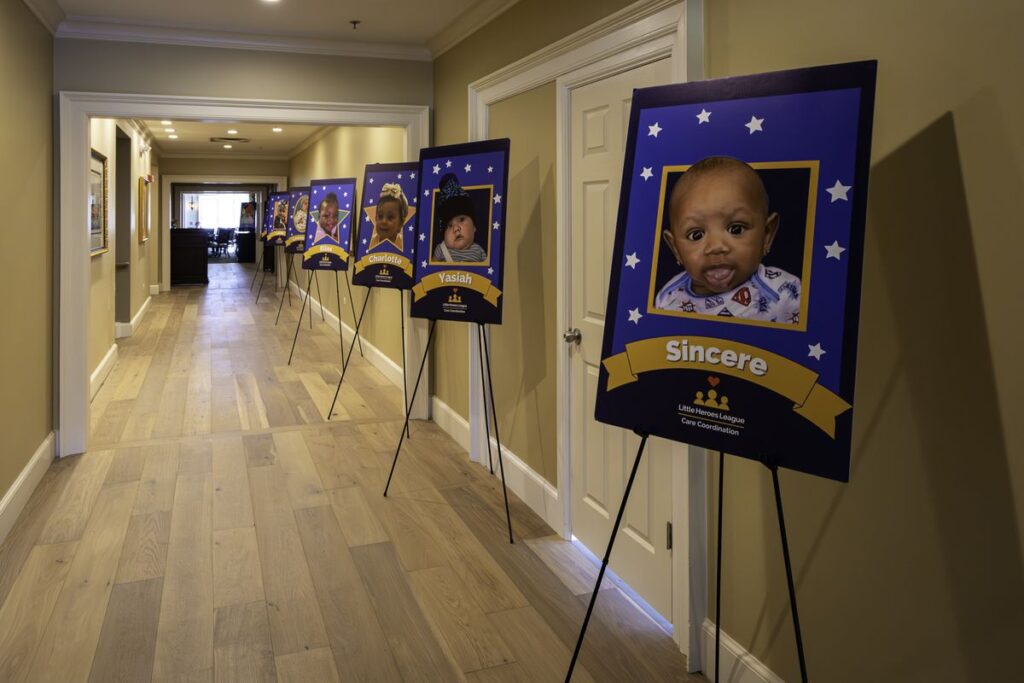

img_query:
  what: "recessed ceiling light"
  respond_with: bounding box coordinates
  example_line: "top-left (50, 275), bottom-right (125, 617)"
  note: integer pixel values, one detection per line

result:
top-left (160, 120), bottom-right (172, 125)
top-left (227, 129), bottom-right (238, 134)
top-left (164, 128), bottom-right (175, 133)
top-left (168, 134), bottom-right (179, 139)
top-left (223, 144), bottom-right (233, 149)
top-left (272, 127), bottom-right (283, 133)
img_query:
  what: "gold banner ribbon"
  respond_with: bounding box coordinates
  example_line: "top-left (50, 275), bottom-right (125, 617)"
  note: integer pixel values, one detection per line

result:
top-left (302, 243), bottom-right (350, 262)
top-left (353, 253), bottom-right (414, 277)
top-left (602, 336), bottom-right (851, 437)
top-left (285, 234), bottom-right (304, 248)
top-left (266, 229), bottom-right (285, 241)
top-left (412, 271), bottom-right (502, 306)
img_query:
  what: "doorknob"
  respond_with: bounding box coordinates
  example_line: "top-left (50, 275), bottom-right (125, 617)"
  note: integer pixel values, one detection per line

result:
top-left (563, 328), bottom-right (582, 345)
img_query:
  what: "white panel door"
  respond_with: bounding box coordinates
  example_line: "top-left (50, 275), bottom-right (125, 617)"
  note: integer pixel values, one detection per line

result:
top-left (569, 58), bottom-right (675, 619)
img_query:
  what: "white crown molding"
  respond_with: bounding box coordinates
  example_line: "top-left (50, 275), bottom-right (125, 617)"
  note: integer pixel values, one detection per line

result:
top-left (55, 17), bottom-right (432, 62)
top-left (21, 0), bottom-right (64, 34)
top-left (428, 0), bottom-right (521, 57)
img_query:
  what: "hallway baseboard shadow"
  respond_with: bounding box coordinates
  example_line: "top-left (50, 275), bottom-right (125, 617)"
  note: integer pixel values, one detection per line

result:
top-left (0, 432), bottom-right (55, 546)
top-left (701, 618), bottom-right (784, 683)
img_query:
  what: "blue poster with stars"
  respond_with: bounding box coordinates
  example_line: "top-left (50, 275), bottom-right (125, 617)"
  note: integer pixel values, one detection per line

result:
top-left (302, 178), bottom-right (357, 271)
top-left (284, 187), bottom-right (310, 254)
top-left (352, 162), bottom-right (419, 289)
top-left (267, 191), bottom-right (289, 246)
top-left (410, 139), bottom-right (510, 324)
top-left (596, 61), bottom-right (876, 482)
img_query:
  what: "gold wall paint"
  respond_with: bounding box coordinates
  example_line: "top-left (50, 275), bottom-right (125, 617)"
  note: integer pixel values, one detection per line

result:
top-left (0, 1), bottom-right (53, 499)
top-left (88, 119), bottom-right (117, 374)
top-left (705, 1), bottom-right (1024, 680)
top-left (288, 126), bottom-right (408, 365)
top-left (431, 0), bottom-right (634, 423)
top-left (486, 84), bottom-right (559, 483)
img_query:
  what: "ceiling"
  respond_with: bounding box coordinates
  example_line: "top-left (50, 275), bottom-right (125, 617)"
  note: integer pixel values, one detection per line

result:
top-left (140, 119), bottom-right (326, 157)
top-left (34, 0), bottom-right (520, 58)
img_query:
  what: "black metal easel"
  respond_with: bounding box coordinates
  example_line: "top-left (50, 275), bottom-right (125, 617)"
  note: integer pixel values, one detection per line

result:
top-left (383, 319), bottom-right (436, 494)
top-left (275, 253), bottom-right (296, 325)
top-left (343, 272), bottom-right (364, 357)
top-left (325, 288), bottom-right (373, 418)
top-left (287, 269), bottom-right (316, 365)
top-left (399, 290), bottom-right (411, 439)
top-left (249, 246), bottom-right (264, 291)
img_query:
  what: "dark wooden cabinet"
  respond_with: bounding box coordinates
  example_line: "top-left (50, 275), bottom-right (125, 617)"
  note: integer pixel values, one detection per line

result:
top-left (170, 229), bottom-right (209, 285)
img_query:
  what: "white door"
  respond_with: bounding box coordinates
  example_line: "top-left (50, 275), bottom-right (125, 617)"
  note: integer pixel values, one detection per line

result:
top-left (569, 58), bottom-right (675, 619)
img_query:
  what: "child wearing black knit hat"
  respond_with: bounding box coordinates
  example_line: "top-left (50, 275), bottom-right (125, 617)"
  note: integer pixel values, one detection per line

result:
top-left (432, 173), bottom-right (487, 263)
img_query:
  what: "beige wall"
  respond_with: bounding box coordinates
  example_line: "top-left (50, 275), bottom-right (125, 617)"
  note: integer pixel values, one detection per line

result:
top-left (159, 157), bottom-right (290, 177)
top-left (288, 126), bottom-right (408, 365)
top-left (54, 39), bottom-right (432, 106)
top-left (705, 1), bottom-right (1024, 681)
top-left (431, 0), bottom-right (634, 423)
top-left (0, 1), bottom-right (52, 499)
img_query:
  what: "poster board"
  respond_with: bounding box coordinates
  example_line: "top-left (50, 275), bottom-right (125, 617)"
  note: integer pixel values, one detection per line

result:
top-left (410, 139), bottom-right (510, 324)
top-left (285, 187), bottom-right (310, 254)
top-left (352, 162), bottom-right (419, 289)
top-left (267, 192), bottom-right (290, 246)
top-left (302, 178), bottom-right (357, 271)
top-left (239, 201), bottom-right (257, 229)
top-left (595, 61), bottom-right (877, 482)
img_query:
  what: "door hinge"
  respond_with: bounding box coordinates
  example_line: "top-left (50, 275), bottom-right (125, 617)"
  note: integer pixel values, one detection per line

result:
top-left (666, 521), bottom-right (673, 550)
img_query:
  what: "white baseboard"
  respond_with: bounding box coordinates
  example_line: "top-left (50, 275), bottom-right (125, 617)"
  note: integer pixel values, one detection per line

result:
top-left (90, 343), bottom-right (119, 400)
top-left (482, 434), bottom-right (563, 533)
top-left (431, 397), bottom-right (470, 452)
top-left (115, 295), bottom-right (152, 339)
top-left (0, 432), bottom-right (55, 546)
top-left (288, 280), bottom-right (403, 389)
top-left (701, 619), bottom-right (785, 683)
top-left (150, 284), bottom-right (160, 296)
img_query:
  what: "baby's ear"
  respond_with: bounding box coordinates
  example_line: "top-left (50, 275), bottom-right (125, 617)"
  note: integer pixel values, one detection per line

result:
top-left (763, 212), bottom-right (780, 253)
top-left (662, 230), bottom-right (682, 265)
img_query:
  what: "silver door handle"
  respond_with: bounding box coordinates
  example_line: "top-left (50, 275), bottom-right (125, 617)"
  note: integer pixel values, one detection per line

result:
top-left (563, 328), bottom-right (582, 345)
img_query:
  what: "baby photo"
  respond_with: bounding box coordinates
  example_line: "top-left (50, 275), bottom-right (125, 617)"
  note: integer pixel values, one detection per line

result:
top-left (430, 173), bottom-right (489, 264)
top-left (272, 199), bottom-right (289, 233)
top-left (369, 182), bottom-right (408, 251)
top-left (651, 157), bottom-right (808, 327)
top-left (312, 192), bottom-right (341, 243)
top-left (292, 194), bottom-right (309, 233)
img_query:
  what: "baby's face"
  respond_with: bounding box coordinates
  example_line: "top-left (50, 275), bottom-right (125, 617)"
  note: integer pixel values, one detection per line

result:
top-left (663, 167), bottom-right (778, 295)
top-left (444, 214), bottom-right (476, 250)
top-left (375, 201), bottom-right (402, 241)
top-left (320, 204), bottom-right (338, 235)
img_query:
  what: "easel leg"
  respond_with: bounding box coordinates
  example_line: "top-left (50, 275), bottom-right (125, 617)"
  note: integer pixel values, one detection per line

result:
top-left (335, 272), bottom-right (347, 373)
top-left (344, 271), bottom-right (365, 357)
top-left (716, 450), bottom-right (725, 683)
top-left (287, 269), bottom-right (313, 365)
top-left (250, 248), bottom-right (263, 291)
top-left (275, 255), bottom-right (292, 325)
top-left (307, 268), bottom-right (314, 329)
top-left (255, 267), bottom-right (269, 304)
top-left (477, 324), bottom-right (494, 474)
top-left (480, 325), bottom-right (513, 544)
top-left (383, 320), bottom-right (436, 496)
top-left (565, 433), bottom-right (650, 682)
top-left (399, 290), bottom-right (410, 439)
top-left (286, 254), bottom-right (293, 306)
top-left (326, 288), bottom-right (374, 419)
top-left (771, 465), bottom-right (809, 683)
top-left (313, 271), bottom-right (326, 321)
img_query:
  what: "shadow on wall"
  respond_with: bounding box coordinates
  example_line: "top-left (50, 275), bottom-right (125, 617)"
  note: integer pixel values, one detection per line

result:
top-left (736, 112), bottom-right (1024, 683)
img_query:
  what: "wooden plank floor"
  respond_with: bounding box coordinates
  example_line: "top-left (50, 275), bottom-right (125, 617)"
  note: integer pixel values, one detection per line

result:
top-left (0, 262), bottom-right (701, 682)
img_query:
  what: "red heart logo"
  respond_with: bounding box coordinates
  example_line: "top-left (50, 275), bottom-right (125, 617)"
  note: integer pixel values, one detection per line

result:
top-left (708, 376), bottom-right (720, 387)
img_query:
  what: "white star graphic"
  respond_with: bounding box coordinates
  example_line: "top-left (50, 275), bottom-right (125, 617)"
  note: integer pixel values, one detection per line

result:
top-left (648, 122), bottom-right (662, 138)
top-left (492, 221), bottom-right (500, 231)
top-left (640, 167), bottom-right (653, 181)
top-left (369, 178), bottom-right (374, 184)
top-left (625, 252), bottom-right (640, 269)
top-left (410, 172), bottom-right (416, 179)
top-left (464, 163), bottom-right (472, 173)
top-left (432, 164), bottom-right (440, 175)
top-left (322, 186), bottom-right (326, 190)
top-left (826, 179), bottom-right (852, 202)
top-left (807, 343), bottom-right (826, 361)
top-left (408, 225), bottom-right (414, 231)
top-left (397, 173), bottom-right (403, 179)
top-left (362, 238), bottom-right (367, 244)
top-left (745, 116), bottom-right (764, 134)
top-left (487, 166), bottom-right (493, 173)
top-left (419, 233), bottom-right (426, 242)
top-left (345, 204), bottom-right (350, 209)
top-left (421, 260), bottom-right (427, 268)
top-left (494, 195), bottom-right (502, 204)
top-left (369, 199), bottom-right (374, 204)
top-left (825, 241), bottom-right (846, 260)
top-left (445, 160), bottom-right (452, 168)
top-left (344, 192), bottom-right (348, 197)
top-left (696, 109), bottom-right (711, 124)
top-left (488, 267), bottom-right (494, 275)
top-left (424, 190), bottom-right (429, 196)
top-left (628, 308), bottom-right (643, 325)
top-left (412, 197), bottom-right (417, 203)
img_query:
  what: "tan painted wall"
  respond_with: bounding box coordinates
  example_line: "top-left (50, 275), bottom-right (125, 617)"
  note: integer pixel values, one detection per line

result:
top-left (288, 126), bottom-right (408, 365)
top-left (704, 1), bottom-right (1024, 681)
top-left (431, 0), bottom-right (634, 423)
top-left (88, 119), bottom-right (117, 374)
top-left (0, 1), bottom-right (53, 499)
top-left (53, 39), bottom-right (432, 106)
top-left (158, 157), bottom-right (290, 177)
top-left (486, 84), bottom-right (559, 483)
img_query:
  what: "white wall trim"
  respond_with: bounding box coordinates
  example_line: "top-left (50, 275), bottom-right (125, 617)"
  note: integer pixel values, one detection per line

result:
top-left (0, 432), bottom-right (56, 546)
top-left (428, 0), bottom-right (521, 57)
top-left (55, 17), bottom-right (433, 61)
top-left (432, 397), bottom-right (471, 453)
top-left (149, 284), bottom-right (160, 296)
top-left (701, 619), bottom-right (786, 683)
top-left (58, 91), bottom-right (431, 457)
top-left (90, 343), bottom-right (118, 400)
top-left (479, 435), bottom-right (563, 534)
top-left (116, 294), bottom-right (152, 339)
top-left (20, 0), bottom-right (64, 34)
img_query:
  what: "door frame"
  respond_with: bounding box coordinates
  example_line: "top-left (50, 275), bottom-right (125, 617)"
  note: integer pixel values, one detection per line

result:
top-left (57, 91), bottom-right (431, 459)
top-left (466, 0), bottom-right (707, 665)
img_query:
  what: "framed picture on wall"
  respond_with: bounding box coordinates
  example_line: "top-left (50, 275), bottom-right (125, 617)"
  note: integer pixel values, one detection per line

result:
top-left (90, 149), bottom-right (108, 255)
top-left (138, 175), bottom-right (151, 244)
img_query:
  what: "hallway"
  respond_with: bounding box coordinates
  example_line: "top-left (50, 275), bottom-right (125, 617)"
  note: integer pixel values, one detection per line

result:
top-left (0, 263), bottom-right (697, 682)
